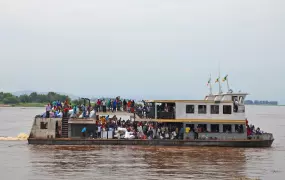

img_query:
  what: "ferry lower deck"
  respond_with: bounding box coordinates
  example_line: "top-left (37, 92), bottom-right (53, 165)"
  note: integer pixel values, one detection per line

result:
top-left (28, 138), bottom-right (274, 147)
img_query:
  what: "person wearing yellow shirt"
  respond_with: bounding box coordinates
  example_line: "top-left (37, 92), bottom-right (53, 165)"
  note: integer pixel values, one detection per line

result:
top-left (185, 127), bottom-right (190, 133)
top-left (185, 126), bottom-right (191, 139)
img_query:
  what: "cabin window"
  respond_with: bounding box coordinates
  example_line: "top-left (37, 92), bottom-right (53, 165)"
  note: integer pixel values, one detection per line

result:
top-left (223, 124), bottom-right (232, 132)
top-left (223, 105), bottom-right (232, 114)
top-left (210, 124), bottom-right (220, 132)
top-left (197, 124), bottom-right (207, 132)
top-left (235, 124), bottom-right (244, 133)
top-left (40, 122), bottom-right (48, 129)
top-left (186, 105), bottom-right (195, 114)
top-left (198, 105), bottom-right (207, 114)
top-left (210, 105), bottom-right (219, 114)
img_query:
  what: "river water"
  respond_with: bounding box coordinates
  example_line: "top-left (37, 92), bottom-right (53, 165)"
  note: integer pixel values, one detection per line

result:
top-left (0, 106), bottom-right (284, 180)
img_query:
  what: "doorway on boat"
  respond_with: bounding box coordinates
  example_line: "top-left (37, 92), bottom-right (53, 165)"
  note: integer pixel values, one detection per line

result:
top-left (54, 120), bottom-right (62, 138)
top-left (157, 102), bottom-right (175, 119)
top-left (55, 121), bottom-right (59, 138)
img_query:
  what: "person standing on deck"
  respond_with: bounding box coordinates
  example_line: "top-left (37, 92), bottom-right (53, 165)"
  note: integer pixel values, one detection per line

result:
top-left (85, 105), bottom-right (88, 117)
top-left (81, 126), bottom-right (87, 138)
top-left (179, 127), bottom-right (184, 140)
top-left (185, 126), bottom-right (190, 139)
top-left (73, 105), bottom-right (77, 117)
top-left (117, 99), bottom-right (121, 111)
top-left (112, 100), bottom-right (117, 112)
top-left (102, 99), bottom-right (106, 112)
top-left (46, 103), bottom-right (51, 118)
top-left (107, 99), bottom-right (111, 111)
top-left (97, 99), bottom-right (101, 112)
top-left (123, 99), bottom-right (127, 111)
top-left (97, 124), bottom-right (101, 138)
top-left (63, 100), bottom-right (69, 117)
top-left (127, 100), bottom-right (131, 113)
top-left (57, 100), bottom-right (62, 111)
top-left (52, 101), bottom-right (57, 109)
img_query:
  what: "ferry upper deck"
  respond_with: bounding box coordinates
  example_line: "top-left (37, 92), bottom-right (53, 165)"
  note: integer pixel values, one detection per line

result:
top-left (139, 92), bottom-right (248, 124)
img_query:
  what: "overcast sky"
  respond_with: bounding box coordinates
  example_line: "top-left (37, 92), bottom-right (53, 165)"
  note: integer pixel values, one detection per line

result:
top-left (0, 0), bottom-right (284, 103)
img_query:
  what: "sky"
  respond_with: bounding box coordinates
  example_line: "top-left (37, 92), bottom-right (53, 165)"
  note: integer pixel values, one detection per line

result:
top-left (0, 0), bottom-right (284, 103)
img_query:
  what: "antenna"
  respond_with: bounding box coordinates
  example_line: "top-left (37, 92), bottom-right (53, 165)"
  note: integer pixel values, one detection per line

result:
top-left (210, 74), bottom-right (212, 95)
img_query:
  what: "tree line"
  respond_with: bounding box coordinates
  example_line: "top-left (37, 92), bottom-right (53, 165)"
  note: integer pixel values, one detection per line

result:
top-left (0, 92), bottom-right (71, 105)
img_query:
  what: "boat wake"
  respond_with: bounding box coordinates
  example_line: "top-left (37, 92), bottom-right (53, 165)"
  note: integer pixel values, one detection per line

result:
top-left (0, 133), bottom-right (29, 141)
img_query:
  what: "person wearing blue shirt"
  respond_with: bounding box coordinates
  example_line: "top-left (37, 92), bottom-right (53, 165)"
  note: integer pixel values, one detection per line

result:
top-left (112, 100), bottom-right (117, 112)
top-left (179, 128), bottom-right (184, 140)
top-left (81, 126), bottom-right (87, 137)
top-left (73, 105), bottom-right (77, 114)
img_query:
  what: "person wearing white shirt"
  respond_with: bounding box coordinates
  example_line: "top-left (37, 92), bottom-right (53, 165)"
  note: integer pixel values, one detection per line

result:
top-left (97, 126), bottom-right (101, 138)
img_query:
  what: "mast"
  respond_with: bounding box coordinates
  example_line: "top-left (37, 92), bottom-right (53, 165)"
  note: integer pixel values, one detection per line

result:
top-left (207, 74), bottom-right (212, 95)
top-left (226, 76), bottom-right (230, 92)
top-left (218, 63), bottom-right (222, 94)
top-left (222, 74), bottom-right (230, 92)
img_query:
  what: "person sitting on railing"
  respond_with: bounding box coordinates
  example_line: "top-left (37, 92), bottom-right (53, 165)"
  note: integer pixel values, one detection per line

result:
top-left (256, 127), bottom-right (262, 135)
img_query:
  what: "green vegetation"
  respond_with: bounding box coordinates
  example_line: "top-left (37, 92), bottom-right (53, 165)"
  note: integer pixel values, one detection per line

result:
top-left (0, 92), bottom-right (71, 107)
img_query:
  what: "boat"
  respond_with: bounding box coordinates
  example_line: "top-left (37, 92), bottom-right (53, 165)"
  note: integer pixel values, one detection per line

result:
top-left (27, 81), bottom-right (274, 147)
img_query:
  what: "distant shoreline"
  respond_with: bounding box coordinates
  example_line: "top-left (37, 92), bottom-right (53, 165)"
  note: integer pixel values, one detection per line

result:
top-left (0, 103), bottom-right (45, 107)
top-left (245, 104), bottom-right (284, 106)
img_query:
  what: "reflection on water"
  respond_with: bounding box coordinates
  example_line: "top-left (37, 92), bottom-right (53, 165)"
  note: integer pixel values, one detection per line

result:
top-left (28, 145), bottom-right (249, 180)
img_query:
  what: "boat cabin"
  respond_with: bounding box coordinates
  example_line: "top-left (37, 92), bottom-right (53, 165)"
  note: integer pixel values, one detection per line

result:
top-left (143, 92), bottom-right (249, 140)
top-left (145, 92), bottom-right (248, 121)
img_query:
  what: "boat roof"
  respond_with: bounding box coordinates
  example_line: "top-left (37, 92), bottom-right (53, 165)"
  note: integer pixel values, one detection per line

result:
top-left (144, 100), bottom-right (232, 103)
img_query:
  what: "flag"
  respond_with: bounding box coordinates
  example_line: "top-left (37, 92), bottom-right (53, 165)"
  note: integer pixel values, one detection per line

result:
top-left (222, 75), bottom-right (228, 82)
top-left (215, 77), bottom-right (220, 83)
top-left (207, 78), bottom-right (211, 86)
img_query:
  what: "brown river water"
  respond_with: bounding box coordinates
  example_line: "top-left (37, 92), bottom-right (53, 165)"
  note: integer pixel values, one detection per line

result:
top-left (0, 106), bottom-right (284, 180)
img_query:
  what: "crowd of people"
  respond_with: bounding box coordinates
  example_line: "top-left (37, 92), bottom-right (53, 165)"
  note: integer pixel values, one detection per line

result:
top-left (80, 118), bottom-right (263, 140)
top-left (43, 96), bottom-right (176, 120)
top-left (81, 118), bottom-right (185, 140)
top-left (42, 96), bottom-right (143, 118)
top-left (43, 100), bottom-right (72, 118)
top-left (93, 97), bottom-right (136, 113)
top-left (247, 124), bottom-right (263, 137)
